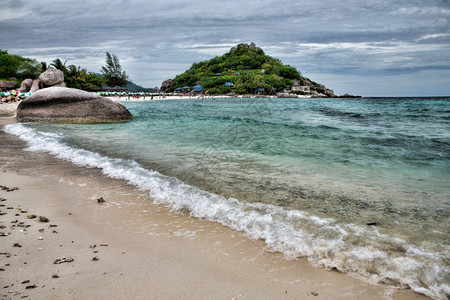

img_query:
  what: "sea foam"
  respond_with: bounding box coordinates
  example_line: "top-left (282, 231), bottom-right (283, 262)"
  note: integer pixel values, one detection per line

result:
top-left (4, 123), bottom-right (449, 300)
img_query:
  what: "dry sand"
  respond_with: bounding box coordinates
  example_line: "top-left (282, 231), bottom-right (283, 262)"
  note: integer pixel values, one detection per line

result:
top-left (0, 118), bottom-right (430, 299)
top-left (0, 102), bottom-right (19, 118)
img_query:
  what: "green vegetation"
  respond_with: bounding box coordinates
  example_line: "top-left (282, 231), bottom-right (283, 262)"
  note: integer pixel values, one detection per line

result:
top-left (0, 50), bottom-right (42, 82)
top-left (167, 43), bottom-right (304, 95)
top-left (101, 52), bottom-right (130, 88)
top-left (50, 58), bottom-right (105, 91)
top-left (1, 51), bottom-right (131, 91)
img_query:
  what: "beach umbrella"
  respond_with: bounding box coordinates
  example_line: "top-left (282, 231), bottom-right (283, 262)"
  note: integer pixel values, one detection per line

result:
top-left (193, 85), bottom-right (203, 92)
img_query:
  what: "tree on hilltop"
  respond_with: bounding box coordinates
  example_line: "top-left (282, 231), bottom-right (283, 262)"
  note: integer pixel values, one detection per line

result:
top-left (101, 52), bottom-right (130, 87)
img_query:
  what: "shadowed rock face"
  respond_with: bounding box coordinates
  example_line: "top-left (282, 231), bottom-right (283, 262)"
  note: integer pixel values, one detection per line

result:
top-left (0, 80), bottom-right (18, 90)
top-left (17, 87), bottom-right (133, 123)
top-left (30, 79), bottom-right (40, 92)
top-left (19, 79), bottom-right (33, 92)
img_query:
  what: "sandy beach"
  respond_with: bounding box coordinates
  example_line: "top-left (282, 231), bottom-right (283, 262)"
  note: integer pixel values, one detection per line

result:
top-left (0, 102), bottom-right (19, 118)
top-left (0, 115), bottom-right (430, 299)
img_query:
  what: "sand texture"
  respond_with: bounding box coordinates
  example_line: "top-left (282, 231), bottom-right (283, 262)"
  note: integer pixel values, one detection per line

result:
top-left (0, 102), bottom-right (19, 118)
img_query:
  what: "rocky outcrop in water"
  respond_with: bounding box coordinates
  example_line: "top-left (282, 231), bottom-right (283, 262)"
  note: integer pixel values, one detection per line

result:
top-left (17, 87), bottom-right (133, 123)
top-left (160, 79), bottom-right (173, 92)
top-left (302, 78), bottom-right (336, 98)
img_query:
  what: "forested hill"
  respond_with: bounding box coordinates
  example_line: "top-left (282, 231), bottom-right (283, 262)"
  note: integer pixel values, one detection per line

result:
top-left (161, 43), bottom-right (337, 97)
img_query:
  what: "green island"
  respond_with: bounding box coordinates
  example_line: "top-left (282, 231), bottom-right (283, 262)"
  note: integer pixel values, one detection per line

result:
top-left (162, 43), bottom-right (350, 98)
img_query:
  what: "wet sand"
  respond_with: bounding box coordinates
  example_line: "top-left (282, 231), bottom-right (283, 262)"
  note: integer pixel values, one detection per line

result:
top-left (0, 120), bottom-right (429, 299)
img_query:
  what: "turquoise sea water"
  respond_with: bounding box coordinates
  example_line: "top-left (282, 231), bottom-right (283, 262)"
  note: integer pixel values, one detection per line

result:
top-left (5, 97), bottom-right (450, 299)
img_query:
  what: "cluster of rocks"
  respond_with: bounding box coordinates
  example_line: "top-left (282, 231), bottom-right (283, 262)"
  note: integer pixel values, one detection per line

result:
top-left (302, 78), bottom-right (337, 98)
top-left (4, 65), bottom-right (134, 124)
top-left (17, 68), bottom-right (66, 93)
top-left (230, 42), bottom-right (262, 52)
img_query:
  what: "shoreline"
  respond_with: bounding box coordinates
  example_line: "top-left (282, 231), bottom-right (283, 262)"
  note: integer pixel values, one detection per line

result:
top-left (0, 121), bottom-right (430, 299)
top-left (104, 94), bottom-right (312, 102)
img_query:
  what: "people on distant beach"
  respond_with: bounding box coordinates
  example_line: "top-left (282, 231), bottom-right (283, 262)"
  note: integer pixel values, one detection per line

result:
top-left (0, 89), bottom-right (20, 103)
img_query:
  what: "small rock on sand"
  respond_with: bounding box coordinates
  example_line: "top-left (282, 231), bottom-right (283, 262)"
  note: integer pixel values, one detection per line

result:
top-left (54, 257), bottom-right (74, 264)
top-left (39, 216), bottom-right (49, 222)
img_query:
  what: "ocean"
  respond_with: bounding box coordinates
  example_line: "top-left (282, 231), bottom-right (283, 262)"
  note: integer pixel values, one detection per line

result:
top-left (4, 97), bottom-right (450, 299)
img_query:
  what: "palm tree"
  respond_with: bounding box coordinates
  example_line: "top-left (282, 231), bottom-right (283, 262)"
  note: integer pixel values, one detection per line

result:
top-left (65, 65), bottom-right (87, 89)
top-left (50, 58), bottom-right (68, 74)
top-left (40, 61), bottom-right (48, 72)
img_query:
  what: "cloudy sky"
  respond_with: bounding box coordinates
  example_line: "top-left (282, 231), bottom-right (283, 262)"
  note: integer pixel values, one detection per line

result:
top-left (1, 0), bottom-right (449, 96)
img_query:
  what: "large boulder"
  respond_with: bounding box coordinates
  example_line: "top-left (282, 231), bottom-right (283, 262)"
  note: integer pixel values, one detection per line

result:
top-left (39, 68), bottom-right (64, 87)
top-left (18, 78), bottom-right (33, 92)
top-left (50, 82), bottom-right (66, 88)
top-left (0, 80), bottom-right (18, 90)
top-left (17, 87), bottom-right (133, 123)
top-left (30, 79), bottom-right (40, 92)
top-left (160, 79), bottom-right (173, 91)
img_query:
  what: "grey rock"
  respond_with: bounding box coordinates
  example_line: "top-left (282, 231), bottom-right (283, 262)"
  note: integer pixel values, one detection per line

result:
top-left (17, 87), bottom-right (133, 123)
top-left (0, 80), bottom-right (18, 90)
top-left (39, 216), bottom-right (49, 222)
top-left (18, 79), bottom-right (33, 93)
top-left (160, 79), bottom-right (173, 91)
top-left (30, 79), bottom-right (40, 92)
top-left (54, 257), bottom-right (74, 264)
top-left (39, 68), bottom-right (64, 87)
top-left (50, 82), bottom-right (66, 88)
